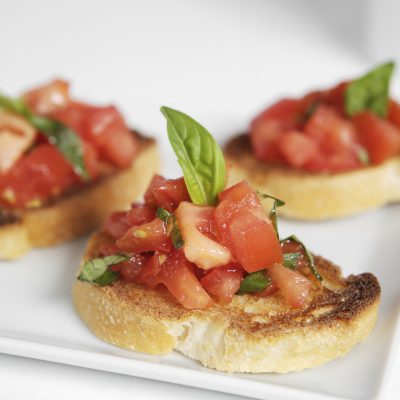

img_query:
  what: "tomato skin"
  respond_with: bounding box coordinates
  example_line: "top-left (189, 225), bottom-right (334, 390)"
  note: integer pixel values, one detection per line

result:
top-left (228, 208), bottom-right (282, 272)
top-left (269, 263), bottom-right (312, 308)
top-left (200, 264), bottom-right (244, 303)
top-left (250, 99), bottom-right (301, 162)
top-left (159, 250), bottom-right (213, 309)
top-left (116, 217), bottom-right (172, 253)
top-left (0, 144), bottom-right (77, 208)
top-left (144, 175), bottom-right (190, 212)
top-left (277, 131), bottom-right (319, 168)
top-left (102, 211), bottom-right (131, 238)
top-left (112, 254), bottom-right (148, 283)
top-left (127, 203), bottom-right (156, 226)
top-left (388, 100), bottom-right (400, 129)
top-left (137, 253), bottom-right (165, 289)
top-left (23, 79), bottom-right (70, 115)
top-left (352, 111), bottom-right (400, 164)
top-left (82, 141), bottom-right (101, 179)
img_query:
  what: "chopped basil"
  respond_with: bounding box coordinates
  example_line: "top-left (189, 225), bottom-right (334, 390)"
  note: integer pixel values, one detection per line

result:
top-left (0, 93), bottom-right (90, 180)
top-left (156, 207), bottom-right (184, 249)
top-left (77, 254), bottom-right (129, 286)
top-left (257, 191), bottom-right (285, 238)
top-left (283, 252), bottom-right (301, 270)
top-left (356, 147), bottom-right (370, 166)
top-left (238, 270), bottom-right (271, 294)
top-left (161, 106), bottom-right (226, 206)
top-left (345, 62), bottom-right (395, 117)
top-left (281, 235), bottom-right (322, 281)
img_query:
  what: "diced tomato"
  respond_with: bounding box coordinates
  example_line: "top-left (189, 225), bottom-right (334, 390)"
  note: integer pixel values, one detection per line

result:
top-left (53, 103), bottom-right (138, 168)
top-left (0, 144), bottom-right (77, 208)
top-left (257, 281), bottom-right (279, 297)
top-left (99, 243), bottom-right (120, 256)
top-left (112, 254), bottom-right (148, 283)
top-left (159, 250), bottom-right (213, 309)
top-left (23, 79), bottom-right (70, 115)
top-left (144, 175), bottom-right (190, 211)
top-left (324, 81), bottom-right (348, 114)
top-left (82, 141), bottom-right (101, 179)
top-left (250, 99), bottom-right (302, 162)
top-left (200, 264), bottom-right (244, 303)
top-left (304, 105), bottom-right (358, 154)
top-left (102, 211), bottom-right (131, 238)
top-left (137, 252), bottom-right (165, 289)
top-left (268, 263), bottom-right (312, 308)
top-left (127, 203), bottom-right (156, 226)
top-left (175, 201), bottom-right (231, 270)
top-left (280, 239), bottom-right (309, 269)
top-left (352, 111), bottom-right (400, 164)
top-left (228, 208), bottom-right (282, 272)
top-left (388, 100), bottom-right (400, 129)
top-left (277, 131), bottom-right (319, 168)
top-left (116, 217), bottom-right (172, 253)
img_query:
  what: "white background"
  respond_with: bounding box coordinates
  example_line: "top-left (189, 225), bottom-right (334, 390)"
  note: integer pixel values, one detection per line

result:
top-left (1, 0), bottom-right (400, 399)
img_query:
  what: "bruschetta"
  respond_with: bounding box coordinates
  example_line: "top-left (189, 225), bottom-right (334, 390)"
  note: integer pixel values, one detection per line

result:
top-left (73, 107), bottom-right (380, 373)
top-left (225, 62), bottom-right (400, 219)
top-left (0, 80), bottom-right (158, 259)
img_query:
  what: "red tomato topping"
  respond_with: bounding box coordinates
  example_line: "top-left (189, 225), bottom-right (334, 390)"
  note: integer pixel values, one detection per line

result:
top-left (159, 250), bottom-right (213, 309)
top-left (200, 264), bottom-right (244, 303)
top-left (0, 144), bottom-right (77, 208)
top-left (352, 111), bottom-right (400, 164)
top-left (137, 253), bottom-right (165, 289)
top-left (269, 263), bottom-right (312, 308)
top-left (144, 175), bottom-right (190, 212)
top-left (102, 211), bottom-right (131, 239)
top-left (113, 254), bottom-right (148, 283)
top-left (127, 203), bottom-right (157, 226)
top-left (389, 100), bottom-right (400, 129)
top-left (116, 217), bottom-right (172, 253)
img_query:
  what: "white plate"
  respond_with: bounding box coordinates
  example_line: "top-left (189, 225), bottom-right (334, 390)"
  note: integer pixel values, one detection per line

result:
top-left (0, 203), bottom-right (399, 400)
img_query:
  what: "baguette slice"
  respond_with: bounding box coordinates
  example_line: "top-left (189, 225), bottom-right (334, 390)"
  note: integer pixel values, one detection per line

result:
top-left (0, 133), bottom-right (159, 259)
top-left (73, 232), bottom-right (380, 373)
top-left (225, 134), bottom-right (400, 220)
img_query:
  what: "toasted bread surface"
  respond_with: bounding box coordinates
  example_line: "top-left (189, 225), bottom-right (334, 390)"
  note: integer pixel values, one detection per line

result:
top-left (225, 134), bottom-right (400, 220)
top-left (73, 232), bottom-right (380, 373)
top-left (0, 133), bottom-right (159, 259)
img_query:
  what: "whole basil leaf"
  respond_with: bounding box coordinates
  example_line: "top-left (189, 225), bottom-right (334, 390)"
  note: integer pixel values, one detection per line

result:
top-left (77, 254), bottom-right (129, 286)
top-left (160, 106), bottom-right (226, 205)
top-left (345, 62), bottom-right (394, 117)
top-left (0, 93), bottom-right (90, 180)
top-left (238, 270), bottom-right (271, 294)
top-left (280, 235), bottom-right (322, 281)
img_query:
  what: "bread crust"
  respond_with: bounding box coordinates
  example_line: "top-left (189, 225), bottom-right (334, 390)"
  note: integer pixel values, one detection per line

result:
top-left (0, 133), bottom-right (159, 259)
top-left (224, 134), bottom-right (400, 220)
top-left (73, 232), bottom-right (380, 373)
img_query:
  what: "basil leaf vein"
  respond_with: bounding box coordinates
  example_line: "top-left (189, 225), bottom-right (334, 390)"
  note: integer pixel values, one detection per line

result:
top-left (238, 270), bottom-right (271, 294)
top-left (77, 254), bottom-right (129, 286)
top-left (345, 61), bottom-right (395, 117)
top-left (0, 93), bottom-right (90, 180)
top-left (160, 106), bottom-right (226, 205)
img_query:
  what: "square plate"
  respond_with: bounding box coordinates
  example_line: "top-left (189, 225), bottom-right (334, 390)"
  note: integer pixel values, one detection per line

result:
top-left (0, 203), bottom-right (399, 400)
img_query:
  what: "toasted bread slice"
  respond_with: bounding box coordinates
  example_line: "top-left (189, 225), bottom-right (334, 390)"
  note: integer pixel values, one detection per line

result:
top-left (73, 232), bottom-right (380, 373)
top-left (224, 134), bottom-right (400, 220)
top-left (0, 133), bottom-right (159, 259)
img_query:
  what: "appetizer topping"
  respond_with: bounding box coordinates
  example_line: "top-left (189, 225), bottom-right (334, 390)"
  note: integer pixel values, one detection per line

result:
top-left (251, 62), bottom-right (400, 173)
top-left (0, 80), bottom-right (138, 209)
top-left (82, 108), bottom-right (321, 310)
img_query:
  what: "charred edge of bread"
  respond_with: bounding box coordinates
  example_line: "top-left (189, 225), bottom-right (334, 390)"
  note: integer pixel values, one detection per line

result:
top-left (224, 134), bottom-right (400, 220)
top-left (0, 132), bottom-right (159, 260)
top-left (73, 232), bottom-right (381, 373)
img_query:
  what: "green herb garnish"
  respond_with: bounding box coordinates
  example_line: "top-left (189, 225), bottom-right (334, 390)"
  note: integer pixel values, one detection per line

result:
top-left (356, 147), bottom-right (370, 166)
top-left (77, 254), bottom-right (129, 286)
top-left (257, 191), bottom-right (285, 238)
top-left (156, 207), bottom-right (184, 249)
top-left (0, 93), bottom-right (89, 180)
top-left (345, 62), bottom-right (395, 117)
top-left (280, 235), bottom-right (322, 281)
top-left (238, 270), bottom-right (271, 294)
top-left (160, 106), bottom-right (226, 206)
top-left (283, 252), bottom-right (301, 270)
